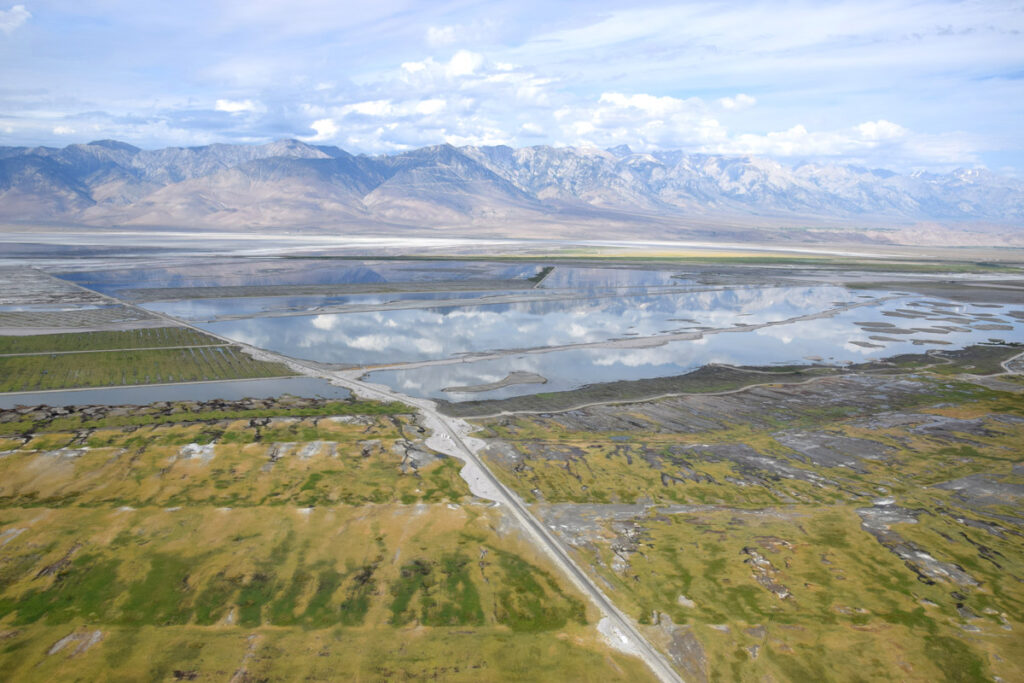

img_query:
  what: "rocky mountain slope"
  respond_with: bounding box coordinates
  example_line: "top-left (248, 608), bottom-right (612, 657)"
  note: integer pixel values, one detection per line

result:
top-left (1, 139), bottom-right (1021, 245)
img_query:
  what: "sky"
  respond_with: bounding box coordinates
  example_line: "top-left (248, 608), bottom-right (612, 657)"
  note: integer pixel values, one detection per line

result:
top-left (1, 0), bottom-right (1023, 173)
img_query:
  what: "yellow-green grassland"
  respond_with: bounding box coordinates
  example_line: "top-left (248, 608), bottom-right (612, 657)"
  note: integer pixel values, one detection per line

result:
top-left (472, 370), bottom-right (1024, 682)
top-left (0, 404), bottom-right (650, 681)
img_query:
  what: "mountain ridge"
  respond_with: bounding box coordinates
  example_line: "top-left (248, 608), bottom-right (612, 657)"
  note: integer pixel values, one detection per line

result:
top-left (1, 138), bottom-right (1021, 246)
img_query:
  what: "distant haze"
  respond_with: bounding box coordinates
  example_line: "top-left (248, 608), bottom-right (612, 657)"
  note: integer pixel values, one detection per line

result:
top-left (1, 139), bottom-right (1021, 247)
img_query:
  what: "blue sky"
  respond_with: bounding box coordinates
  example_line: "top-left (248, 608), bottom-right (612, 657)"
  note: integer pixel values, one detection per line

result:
top-left (1, 0), bottom-right (1023, 173)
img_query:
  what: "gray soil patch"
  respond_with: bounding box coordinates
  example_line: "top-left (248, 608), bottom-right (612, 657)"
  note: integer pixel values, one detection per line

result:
top-left (48, 630), bottom-right (104, 656)
top-left (0, 306), bottom-right (163, 334)
top-left (907, 415), bottom-right (1004, 443)
top-left (773, 432), bottom-right (892, 471)
top-left (487, 374), bottom-right (937, 435)
top-left (679, 442), bottom-right (838, 488)
top-left (654, 613), bottom-right (708, 683)
top-left (933, 474), bottom-right (1024, 507)
top-left (0, 267), bottom-right (108, 307)
top-left (857, 503), bottom-right (979, 586)
top-left (535, 503), bottom-right (654, 546)
top-left (855, 280), bottom-right (1024, 305)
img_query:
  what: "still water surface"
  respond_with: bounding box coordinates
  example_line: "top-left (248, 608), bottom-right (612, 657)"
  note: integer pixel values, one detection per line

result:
top-left (51, 261), bottom-right (1024, 403)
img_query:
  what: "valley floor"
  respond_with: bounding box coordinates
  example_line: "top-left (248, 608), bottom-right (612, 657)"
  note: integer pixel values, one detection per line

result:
top-left (1, 244), bottom-right (1022, 681)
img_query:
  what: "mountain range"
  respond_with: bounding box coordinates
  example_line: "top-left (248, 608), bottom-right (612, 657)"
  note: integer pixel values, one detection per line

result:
top-left (1, 139), bottom-right (1021, 246)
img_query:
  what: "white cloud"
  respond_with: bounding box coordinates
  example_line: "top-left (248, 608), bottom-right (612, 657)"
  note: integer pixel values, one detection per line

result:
top-left (720, 124), bottom-right (839, 157)
top-left (311, 314), bottom-right (338, 330)
top-left (304, 118), bottom-right (338, 142)
top-left (300, 102), bottom-right (327, 117)
top-left (561, 91), bottom-right (728, 150)
top-left (413, 338), bottom-right (443, 354)
top-left (0, 0), bottom-right (1017, 172)
top-left (599, 92), bottom-right (693, 117)
top-left (274, 47), bottom-right (967, 170)
top-left (592, 346), bottom-right (679, 368)
top-left (700, 117), bottom-right (979, 167)
top-left (0, 4), bottom-right (29, 35)
top-left (481, 69), bottom-right (555, 105)
top-left (414, 98), bottom-right (446, 115)
top-left (856, 120), bottom-right (906, 141)
top-left (713, 120), bottom-right (904, 158)
top-left (572, 120), bottom-right (595, 136)
top-left (3, 113), bottom-right (231, 148)
top-left (311, 53), bottom-right (560, 150)
top-left (446, 50), bottom-right (483, 77)
top-left (719, 93), bottom-right (756, 110)
top-left (443, 129), bottom-right (512, 147)
top-left (340, 99), bottom-right (393, 117)
top-left (426, 25), bottom-right (458, 46)
top-left (346, 334), bottom-right (392, 351)
top-left (215, 99), bottom-right (262, 114)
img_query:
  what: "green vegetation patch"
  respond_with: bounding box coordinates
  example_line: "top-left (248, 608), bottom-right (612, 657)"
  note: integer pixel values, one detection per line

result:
top-left (474, 371), bottom-right (1024, 506)
top-left (491, 548), bottom-right (587, 632)
top-left (0, 416), bottom-right (467, 508)
top-left (918, 344), bottom-right (1022, 376)
top-left (389, 554), bottom-right (484, 627)
top-left (0, 327), bottom-right (222, 355)
top-left (568, 504), bottom-right (1018, 682)
top-left (0, 504), bottom-right (605, 665)
top-left (0, 623), bottom-right (654, 682)
top-left (0, 346), bottom-right (294, 392)
top-left (472, 365), bottom-right (1024, 681)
